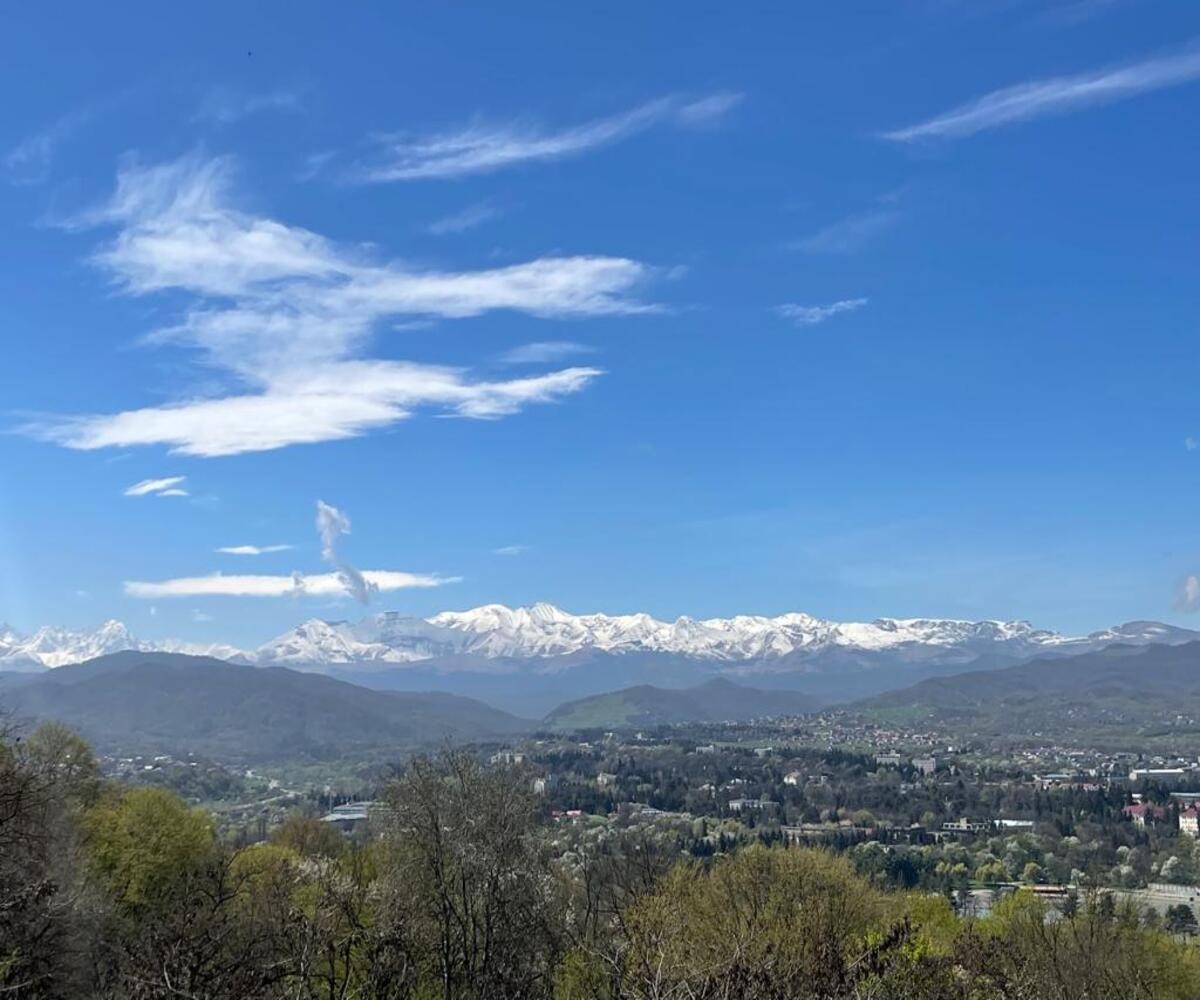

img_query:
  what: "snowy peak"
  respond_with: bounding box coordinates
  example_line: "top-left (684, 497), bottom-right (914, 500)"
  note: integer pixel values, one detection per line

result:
top-left (0, 621), bottom-right (241, 670)
top-left (256, 605), bottom-right (1200, 669)
top-left (421, 606), bottom-right (1074, 662)
top-left (2, 619), bottom-right (140, 668)
top-left (255, 614), bottom-right (466, 665)
top-left (1083, 620), bottom-right (1200, 647)
top-left (6, 607), bottom-right (1200, 674)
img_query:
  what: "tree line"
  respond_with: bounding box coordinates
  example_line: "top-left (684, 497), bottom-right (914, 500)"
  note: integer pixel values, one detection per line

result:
top-left (3, 722), bottom-right (1200, 999)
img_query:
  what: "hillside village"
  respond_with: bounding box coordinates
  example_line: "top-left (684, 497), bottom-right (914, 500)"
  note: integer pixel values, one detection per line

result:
top-left (106, 709), bottom-right (1200, 931)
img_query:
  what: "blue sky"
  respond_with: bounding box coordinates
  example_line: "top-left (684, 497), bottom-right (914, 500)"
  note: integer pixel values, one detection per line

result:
top-left (2, 2), bottom-right (1199, 645)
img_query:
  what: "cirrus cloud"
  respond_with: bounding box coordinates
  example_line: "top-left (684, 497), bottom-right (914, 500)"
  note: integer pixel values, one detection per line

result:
top-left (124, 475), bottom-right (188, 497)
top-left (776, 298), bottom-right (868, 327)
top-left (499, 341), bottom-right (595, 365)
top-left (883, 43), bottom-right (1200, 142)
top-left (24, 155), bottom-right (650, 457)
top-left (352, 92), bottom-right (742, 182)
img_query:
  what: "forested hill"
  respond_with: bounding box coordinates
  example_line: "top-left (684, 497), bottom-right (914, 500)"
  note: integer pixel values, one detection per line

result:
top-left (0, 651), bottom-right (529, 762)
top-left (855, 641), bottom-right (1200, 748)
top-left (545, 677), bottom-right (821, 731)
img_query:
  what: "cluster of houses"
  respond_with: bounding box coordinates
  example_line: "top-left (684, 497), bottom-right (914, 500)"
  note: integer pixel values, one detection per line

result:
top-left (1123, 796), bottom-right (1200, 836)
top-left (874, 752), bottom-right (939, 775)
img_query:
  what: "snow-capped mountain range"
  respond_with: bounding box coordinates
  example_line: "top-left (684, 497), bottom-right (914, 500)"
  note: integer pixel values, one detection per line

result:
top-left (256, 605), bottom-right (1073, 666)
top-left (0, 620), bottom-right (243, 671)
top-left (3, 604), bottom-right (1198, 673)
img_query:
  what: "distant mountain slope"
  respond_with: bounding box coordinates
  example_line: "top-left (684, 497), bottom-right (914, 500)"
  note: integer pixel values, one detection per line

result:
top-left (0, 651), bottom-right (528, 762)
top-left (855, 641), bottom-right (1200, 749)
top-left (545, 678), bottom-right (821, 731)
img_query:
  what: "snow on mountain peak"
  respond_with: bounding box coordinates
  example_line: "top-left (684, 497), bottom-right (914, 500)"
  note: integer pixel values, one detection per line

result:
top-left (5, 606), bottom-right (1199, 673)
top-left (369, 604), bottom-right (1086, 663)
top-left (0, 620), bottom-right (240, 669)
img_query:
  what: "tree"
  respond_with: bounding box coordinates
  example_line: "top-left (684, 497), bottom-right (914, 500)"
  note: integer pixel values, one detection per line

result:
top-left (1164, 904), bottom-right (1198, 936)
top-left (83, 786), bottom-right (216, 911)
top-left (270, 812), bottom-right (348, 859)
top-left (978, 889), bottom-right (1200, 999)
top-left (0, 721), bottom-right (100, 997)
top-left (379, 750), bottom-right (562, 999)
top-left (619, 845), bottom-right (955, 998)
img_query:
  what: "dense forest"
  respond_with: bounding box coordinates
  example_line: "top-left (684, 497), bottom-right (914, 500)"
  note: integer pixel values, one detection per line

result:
top-left (4, 721), bottom-right (1200, 999)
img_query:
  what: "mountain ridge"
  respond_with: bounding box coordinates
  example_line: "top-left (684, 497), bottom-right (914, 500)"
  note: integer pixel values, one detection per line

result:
top-left (0, 650), bottom-right (528, 762)
top-left (6, 604), bottom-right (1197, 672)
top-left (853, 640), bottom-right (1200, 750)
top-left (6, 607), bottom-right (1200, 713)
top-left (545, 677), bottom-right (822, 731)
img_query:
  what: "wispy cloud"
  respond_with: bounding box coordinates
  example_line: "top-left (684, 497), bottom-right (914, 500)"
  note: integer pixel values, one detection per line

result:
top-left (883, 43), bottom-right (1200, 142)
top-left (298, 150), bottom-right (337, 182)
top-left (1033, 0), bottom-right (1131, 27)
top-left (793, 209), bottom-right (900, 255)
top-left (353, 92), bottom-right (742, 182)
top-left (1186, 436), bottom-right (1197, 452)
top-left (5, 107), bottom-right (94, 185)
top-left (500, 341), bottom-right (595, 365)
top-left (492, 544), bottom-right (528, 556)
top-left (776, 298), bottom-right (868, 327)
top-left (124, 569), bottom-right (457, 599)
top-left (24, 155), bottom-right (653, 457)
top-left (674, 91), bottom-right (744, 127)
top-left (195, 88), bottom-right (303, 125)
top-left (124, 475), bottom-right (188, 497)
top-left (427, 200), bottom-right (503, 235)
top-left (217, 544), bottom-right (293, 556)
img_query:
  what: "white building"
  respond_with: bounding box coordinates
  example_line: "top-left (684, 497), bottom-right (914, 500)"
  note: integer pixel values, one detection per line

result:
top-left (1130, 767), bottom-right (1188, 783)
top-left (532, 774), bottom-right (558, 795)
top-left (912, 756), bottom-right (937, 776)
top-left (729, 798), bottom-right (779, 814)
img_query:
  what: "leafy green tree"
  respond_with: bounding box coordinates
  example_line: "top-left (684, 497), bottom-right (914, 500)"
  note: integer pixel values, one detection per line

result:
top-left (975, 889), bottom-right (1200, 999)
top-left (83, 786), bottom-right (216, 911)
top-left (270, 812), bottom-right (348, 859)
top-left (620, 846), bottom-right (955, 998)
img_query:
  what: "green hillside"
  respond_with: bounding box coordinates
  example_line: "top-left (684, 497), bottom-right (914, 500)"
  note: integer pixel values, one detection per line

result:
top-left (545, 677), bottom-right (820, 731)
top-left (855, 641), bottom-right (1200, 749)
